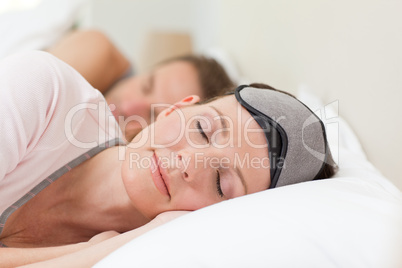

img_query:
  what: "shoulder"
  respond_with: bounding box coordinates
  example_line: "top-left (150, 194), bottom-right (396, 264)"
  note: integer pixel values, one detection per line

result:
top-left (0, 50), bottom-right (103, 107)
top-left (0, 50), bottom-right (62, 79)
top-left (0, 51), bottom-right (115, 149)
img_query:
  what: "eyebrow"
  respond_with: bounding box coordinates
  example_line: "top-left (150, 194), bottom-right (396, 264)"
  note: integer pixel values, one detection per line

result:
top-left (210, 105), bottom-right (248, 195)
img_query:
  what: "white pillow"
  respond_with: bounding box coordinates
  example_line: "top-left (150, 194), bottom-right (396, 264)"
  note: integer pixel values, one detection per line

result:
top-left (95, 88), bottom-right (402, 268)
top-left (0, 0), bottom-right (87, 60)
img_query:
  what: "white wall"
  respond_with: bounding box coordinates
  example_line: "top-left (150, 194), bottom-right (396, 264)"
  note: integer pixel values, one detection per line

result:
top-left (216, 0), bottom-right (402, 189)
top-left (84, 0), bottom-right (219, 71)
top-left (85, 0), bottom-right (401, 189)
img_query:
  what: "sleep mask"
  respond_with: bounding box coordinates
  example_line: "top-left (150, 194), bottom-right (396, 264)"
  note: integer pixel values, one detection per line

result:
top-left (234, 85), bottom-right (329, 188)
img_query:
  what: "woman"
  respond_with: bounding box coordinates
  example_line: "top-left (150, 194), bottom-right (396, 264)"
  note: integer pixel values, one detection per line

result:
top-left (0, 52), bottom-right (335, 267)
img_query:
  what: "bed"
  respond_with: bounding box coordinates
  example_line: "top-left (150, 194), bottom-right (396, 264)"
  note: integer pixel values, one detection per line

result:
top-left (1, 1), bottom-right (401, 267)
top-left (93, 89), bottom-right (402, 267)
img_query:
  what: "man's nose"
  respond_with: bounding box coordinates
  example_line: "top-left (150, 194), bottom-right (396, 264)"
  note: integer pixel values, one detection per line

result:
top-left (120, 99), bottom-right (151, 121)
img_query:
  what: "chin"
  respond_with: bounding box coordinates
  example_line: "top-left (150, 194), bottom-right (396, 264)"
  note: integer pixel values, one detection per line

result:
top-left (129, 188), bottom-right (169, 220)
top-left (121, 153), bottom-right (168, 219)
top-left (127, 124), bottom-right (152, 146)
top-left (124, 127), bottom-right (144, 142)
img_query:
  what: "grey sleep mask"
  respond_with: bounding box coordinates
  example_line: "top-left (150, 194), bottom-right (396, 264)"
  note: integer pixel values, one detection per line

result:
top-left (234, 85), bottom-right (329, 188)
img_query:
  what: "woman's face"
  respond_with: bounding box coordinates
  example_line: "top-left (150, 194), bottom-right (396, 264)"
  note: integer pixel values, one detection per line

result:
top-left (121, 95), bottom-right (270, 219)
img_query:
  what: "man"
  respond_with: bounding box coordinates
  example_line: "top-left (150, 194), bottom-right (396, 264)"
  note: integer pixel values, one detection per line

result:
top-left (48, 30), bottom-right (234, 141)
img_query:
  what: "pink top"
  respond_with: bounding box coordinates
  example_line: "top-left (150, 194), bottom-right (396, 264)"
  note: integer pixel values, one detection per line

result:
top-left (0, 51), bottom-right (123, 219)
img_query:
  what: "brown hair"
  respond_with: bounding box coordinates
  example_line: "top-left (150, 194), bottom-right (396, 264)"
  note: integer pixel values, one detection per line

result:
top-left (162, 55), bottom-right (235, 100)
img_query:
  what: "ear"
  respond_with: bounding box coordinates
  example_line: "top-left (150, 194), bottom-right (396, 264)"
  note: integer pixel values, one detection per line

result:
top-left (172, 95), bottom-right (200, 109)
top-left (157, 95), bottom-right (200, 120)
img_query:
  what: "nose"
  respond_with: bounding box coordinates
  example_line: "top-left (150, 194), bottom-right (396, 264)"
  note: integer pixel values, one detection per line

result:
top-left (176, 150), bottom-right (215, 184)
top-left (120, 99), bottom-right (151, 121)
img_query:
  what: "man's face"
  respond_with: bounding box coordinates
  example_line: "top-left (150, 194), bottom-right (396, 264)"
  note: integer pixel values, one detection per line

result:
top-left (105, 61), bottom-right (202, 141)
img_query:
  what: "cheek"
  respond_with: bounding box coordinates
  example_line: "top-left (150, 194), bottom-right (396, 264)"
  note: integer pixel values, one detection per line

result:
top-left (121, 154), bottom-right (152, 205)
top-left (121, 152), bottom-right (168, 218)
top-left (113, 79), bottom-right (134, 97)
top-left (154, 112), bottom-right (186, 146)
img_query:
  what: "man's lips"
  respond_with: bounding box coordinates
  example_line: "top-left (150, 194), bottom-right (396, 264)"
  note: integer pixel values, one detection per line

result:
top-left (150, 152), bottom-right (171, 198)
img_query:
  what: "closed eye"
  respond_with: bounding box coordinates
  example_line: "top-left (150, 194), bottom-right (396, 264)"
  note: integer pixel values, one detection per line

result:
top-left (216, 170), bottom-right (223, 197)
top-left (196, 120), bottom-right (223, 198)
top-left (142, 74), bottom-right (154, 95)
top-left (196, 120), bottom-right (209, 142)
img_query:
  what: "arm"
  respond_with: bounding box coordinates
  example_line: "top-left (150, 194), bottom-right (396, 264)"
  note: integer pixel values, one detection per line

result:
top-left (47, 30), bottom-right (131, 93)
top-left (0, 242), bottom-right (88, 268)
top-left (0, 231), bottom-right (119, 268)
top-left (20, 211), bottom-right (189, 268)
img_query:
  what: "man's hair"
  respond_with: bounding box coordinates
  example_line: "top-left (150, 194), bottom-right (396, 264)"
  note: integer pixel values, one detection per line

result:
top-left (162, 55), bottom-right (235, 100)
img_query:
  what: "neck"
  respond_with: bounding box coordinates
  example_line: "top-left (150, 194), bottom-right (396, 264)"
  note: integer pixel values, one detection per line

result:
top-left (54, 146), bottom-right (150, 235)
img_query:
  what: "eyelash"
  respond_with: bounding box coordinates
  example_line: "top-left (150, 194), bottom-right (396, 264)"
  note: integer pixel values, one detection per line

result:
top-left (216, 171), bottom-right (223, 197)
top-left (196, 120), bottom-right (209, 142)
top-left (196, 120), bottom-right (223, 197)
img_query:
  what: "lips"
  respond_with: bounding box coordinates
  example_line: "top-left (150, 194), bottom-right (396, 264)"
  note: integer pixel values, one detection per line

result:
top-left (150, 152), bottom-right (171, 198)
